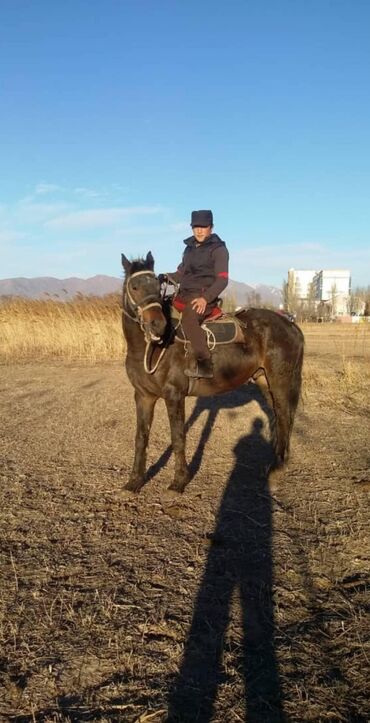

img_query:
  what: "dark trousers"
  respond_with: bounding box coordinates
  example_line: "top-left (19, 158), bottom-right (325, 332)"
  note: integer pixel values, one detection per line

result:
top-left (181, 301), bottom-right (214, 360)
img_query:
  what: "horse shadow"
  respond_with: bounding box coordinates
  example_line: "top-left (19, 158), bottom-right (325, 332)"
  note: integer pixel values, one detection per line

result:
top-left (166, 416), bottom-right (285, 722)
top-left (146, 382), bottom-right (273, 484)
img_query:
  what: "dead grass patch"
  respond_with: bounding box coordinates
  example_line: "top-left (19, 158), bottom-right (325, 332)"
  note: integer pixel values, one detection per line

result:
top-left (303, 327), bottom-right (370, 415)
top-left (0, 295), bottom-right (124, 362)
top-left (0, 358), bottom-right (369, 721)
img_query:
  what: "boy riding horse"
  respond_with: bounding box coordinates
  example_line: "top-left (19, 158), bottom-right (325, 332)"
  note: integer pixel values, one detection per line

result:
top-left (161, 209), bottom-right (229, 379)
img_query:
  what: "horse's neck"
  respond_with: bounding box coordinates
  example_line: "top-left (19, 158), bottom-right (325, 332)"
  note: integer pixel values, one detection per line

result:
top-left (123, 315), bottom-right (145, 351)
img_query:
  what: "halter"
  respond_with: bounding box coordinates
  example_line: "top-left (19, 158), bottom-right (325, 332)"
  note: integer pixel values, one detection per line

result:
top-left (123, 270), bottom-right (162, 331)
top-left (123, 270), bottom-right (168, 373)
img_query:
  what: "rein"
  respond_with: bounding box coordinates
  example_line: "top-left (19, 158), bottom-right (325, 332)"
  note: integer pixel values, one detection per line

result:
top-left (123, 270), bottom-right (167, 374)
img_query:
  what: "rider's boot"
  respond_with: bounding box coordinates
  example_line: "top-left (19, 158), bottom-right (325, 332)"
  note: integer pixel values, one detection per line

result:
top-left (184, 357), bottom-right (214, 379)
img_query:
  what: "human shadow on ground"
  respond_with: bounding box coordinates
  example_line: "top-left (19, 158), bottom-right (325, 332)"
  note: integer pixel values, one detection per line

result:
top-left (145, 383), bottom-right (272, 484)
top-left (166, 418), bottom-right (285, 722)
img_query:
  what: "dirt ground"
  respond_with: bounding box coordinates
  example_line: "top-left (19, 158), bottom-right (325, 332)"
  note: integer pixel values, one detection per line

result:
top-left (0, 327), bottom-right (369, 722)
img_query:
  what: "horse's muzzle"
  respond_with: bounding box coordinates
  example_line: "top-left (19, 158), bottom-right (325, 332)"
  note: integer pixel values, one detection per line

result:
top-left (145, 317), bottom-right (167, 341)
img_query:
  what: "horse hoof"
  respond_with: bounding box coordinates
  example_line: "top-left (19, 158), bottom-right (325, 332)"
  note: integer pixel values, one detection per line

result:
top-left (168, 476), bottom-right (189, 493)
top-left (273, 454), bottom-right (285, 470)
top-left (168, 484), bottom-right (185, 494)
top-left (269, 466), bottom-right (285, 487)
top-left (124, 477), bottom-right (144, 493)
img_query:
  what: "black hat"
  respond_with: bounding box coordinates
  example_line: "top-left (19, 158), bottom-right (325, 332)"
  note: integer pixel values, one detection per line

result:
top-left (191, 209), bottom-right (213, 227)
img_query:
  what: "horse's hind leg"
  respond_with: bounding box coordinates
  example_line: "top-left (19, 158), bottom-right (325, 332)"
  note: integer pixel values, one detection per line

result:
top-left (254, 371), bottom-right (279, 456)
top-left (262, 366), bottom-right (299, 468)
top-left (267, 348), bottom-right (303, 466)
top-left (164, 391), bottom-right (190, 493)
top-left (125, 391), bottom-right (157, 492)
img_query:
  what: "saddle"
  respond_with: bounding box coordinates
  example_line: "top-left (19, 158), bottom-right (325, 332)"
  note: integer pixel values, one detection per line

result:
top-left (170, 303), bottom-right (247, 348)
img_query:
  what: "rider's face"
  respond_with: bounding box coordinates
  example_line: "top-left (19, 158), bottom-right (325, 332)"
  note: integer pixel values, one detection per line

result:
top-left (192, 225), bottom-right (213, 244)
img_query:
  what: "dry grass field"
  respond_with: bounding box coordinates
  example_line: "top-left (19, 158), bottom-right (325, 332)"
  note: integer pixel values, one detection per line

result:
top-left (0, 301), bottom-right (369, 722)
top-left (0, 296), bottom-right (123, 362)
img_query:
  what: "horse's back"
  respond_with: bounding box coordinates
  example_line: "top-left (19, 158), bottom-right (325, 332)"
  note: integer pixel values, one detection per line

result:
top-left (235, 307), bottom-right (304, 353)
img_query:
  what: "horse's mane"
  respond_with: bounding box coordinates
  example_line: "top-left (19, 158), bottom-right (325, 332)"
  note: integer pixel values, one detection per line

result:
top-left (126, 257), bottom-right (154, 276)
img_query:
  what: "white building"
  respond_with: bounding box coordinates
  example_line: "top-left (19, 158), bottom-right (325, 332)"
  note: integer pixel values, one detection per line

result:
top-left (287, 268), bottom-right (316, 300)
top-left (287, 267), bottom-right (351, 316)
top-left (313, 269), bottom-right (351, 315)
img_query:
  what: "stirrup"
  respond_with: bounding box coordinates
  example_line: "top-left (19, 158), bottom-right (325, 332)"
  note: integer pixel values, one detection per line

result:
top-left (184, 359), bottom-right (213, 379)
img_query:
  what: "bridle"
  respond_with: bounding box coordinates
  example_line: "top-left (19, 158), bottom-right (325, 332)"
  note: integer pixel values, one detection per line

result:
top-left (122, 269), bottom-right (169, 374)
top-left (122, 270), bottom-right (163, 343)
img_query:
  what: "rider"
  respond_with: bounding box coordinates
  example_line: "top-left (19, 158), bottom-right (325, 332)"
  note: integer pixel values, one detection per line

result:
top-left (162, 209), bottom-right (229, 379)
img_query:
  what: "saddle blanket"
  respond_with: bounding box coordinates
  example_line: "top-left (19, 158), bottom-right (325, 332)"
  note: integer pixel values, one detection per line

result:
top-left (171, 312), bottom-right (247, 347)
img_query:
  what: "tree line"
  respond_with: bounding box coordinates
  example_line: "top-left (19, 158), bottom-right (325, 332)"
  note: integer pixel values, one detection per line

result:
top-left (282, 280), bottom-right (370, 321)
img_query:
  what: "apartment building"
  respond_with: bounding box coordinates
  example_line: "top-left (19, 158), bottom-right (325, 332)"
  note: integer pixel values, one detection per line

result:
top-left (287, 268), bottom-right (351, 315)
top-left (287, 269), bottom-right (316, 300)
top-left (312, 269), bottom-right (351, 314)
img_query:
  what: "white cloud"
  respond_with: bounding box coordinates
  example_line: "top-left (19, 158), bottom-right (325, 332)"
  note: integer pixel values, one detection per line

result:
top-left (295, 242), bottom-right (325, 252)
top-left (73, 187), bottom-right (104, 199)
top-left (45, 206), bottom-right (164, 230)
top-left (73, 184), bottom-right (131, 199)
top-left (16, 200), bottom-right (73, 224)
top-left (0, 230), bottom-right (26, 245)
top-left (170, 222), bottom-right (189, 233)
top-left (230, 241), bottom-right (370, 285)
top-left (34, 183), bottom-right (62, 195)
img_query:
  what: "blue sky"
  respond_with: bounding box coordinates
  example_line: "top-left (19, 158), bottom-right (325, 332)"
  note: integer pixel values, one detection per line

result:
top-left (1, 0), bottom-right (369, 287)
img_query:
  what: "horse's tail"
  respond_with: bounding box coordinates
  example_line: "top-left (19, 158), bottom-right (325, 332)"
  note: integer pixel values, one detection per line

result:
top-left (291, 324), bottom-right (305, 408)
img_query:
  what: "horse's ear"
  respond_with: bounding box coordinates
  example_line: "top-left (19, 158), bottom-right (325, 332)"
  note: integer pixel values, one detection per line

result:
top-left (146, 251), bottom-right (154, 270)
top-left (121, 253), bottom-right (131, 275)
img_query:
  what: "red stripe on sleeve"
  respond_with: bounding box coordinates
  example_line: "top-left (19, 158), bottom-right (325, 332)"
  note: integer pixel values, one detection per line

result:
top-left (217, 272), bottom-right (229, 278)
top-left (173, 298), bottom-right (186, 311)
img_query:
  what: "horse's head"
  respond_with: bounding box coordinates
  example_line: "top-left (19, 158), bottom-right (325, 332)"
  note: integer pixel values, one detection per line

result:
top-left (121, 251), bottom-right (167, 341)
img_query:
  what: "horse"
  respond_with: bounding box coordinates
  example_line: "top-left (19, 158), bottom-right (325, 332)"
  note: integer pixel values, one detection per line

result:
top-left (121, 251), bottom-right (304, 493)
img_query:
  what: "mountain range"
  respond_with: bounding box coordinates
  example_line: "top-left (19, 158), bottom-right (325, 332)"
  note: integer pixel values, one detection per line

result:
top-left (0, 275), bottom-right (283, 307)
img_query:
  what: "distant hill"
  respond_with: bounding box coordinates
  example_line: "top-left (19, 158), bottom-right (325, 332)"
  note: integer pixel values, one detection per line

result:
top-left (0, 275), bottom-right (122, 300)
top-left (0, 275), bottom-right (282, 306)
top-left (225, 279), bottom-right (283, 307)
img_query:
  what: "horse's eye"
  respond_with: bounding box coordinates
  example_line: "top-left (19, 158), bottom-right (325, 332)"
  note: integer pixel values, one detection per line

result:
top-left (132, 285), bottom-right (138, 291)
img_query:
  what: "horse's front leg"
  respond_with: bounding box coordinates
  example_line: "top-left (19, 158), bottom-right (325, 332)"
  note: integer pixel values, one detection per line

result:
top-left (125, 390), bottom-right (157, 492)
top-left (165, 391), bottom-right (190, 493)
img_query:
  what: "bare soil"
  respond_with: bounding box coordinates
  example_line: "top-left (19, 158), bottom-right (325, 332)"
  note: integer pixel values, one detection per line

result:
top-left (0, 331), bottom-right (369, 722)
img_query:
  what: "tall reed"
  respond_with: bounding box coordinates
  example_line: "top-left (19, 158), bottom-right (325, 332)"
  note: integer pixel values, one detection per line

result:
top-left (0, 294), bottom-right (125, 362)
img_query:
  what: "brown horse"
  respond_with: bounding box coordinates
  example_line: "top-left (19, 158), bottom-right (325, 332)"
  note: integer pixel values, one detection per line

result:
top-left (121, 251), bottom-right (304, 493)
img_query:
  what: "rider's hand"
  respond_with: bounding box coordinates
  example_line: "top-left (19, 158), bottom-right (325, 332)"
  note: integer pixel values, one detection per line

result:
top-left (158, 274), bottom-right (168, 285)
top-left (191, 297), bottom-right (207, 314)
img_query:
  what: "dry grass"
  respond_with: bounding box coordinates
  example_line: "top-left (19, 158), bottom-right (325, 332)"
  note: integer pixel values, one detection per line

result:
top-left (2, 299), bottom-right (370, 364)
top-left (2, 298), bottom-right (370, 416)
top-left (0, 295), bottom-right (124, 362)
top-left (302, 322), bottom-right (370, 415)
top-left (301, 321), bottom-right (370, 359)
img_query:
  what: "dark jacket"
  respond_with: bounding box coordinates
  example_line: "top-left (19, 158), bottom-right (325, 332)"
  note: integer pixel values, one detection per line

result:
top-left (169, 233), bottom-right (229, 303)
